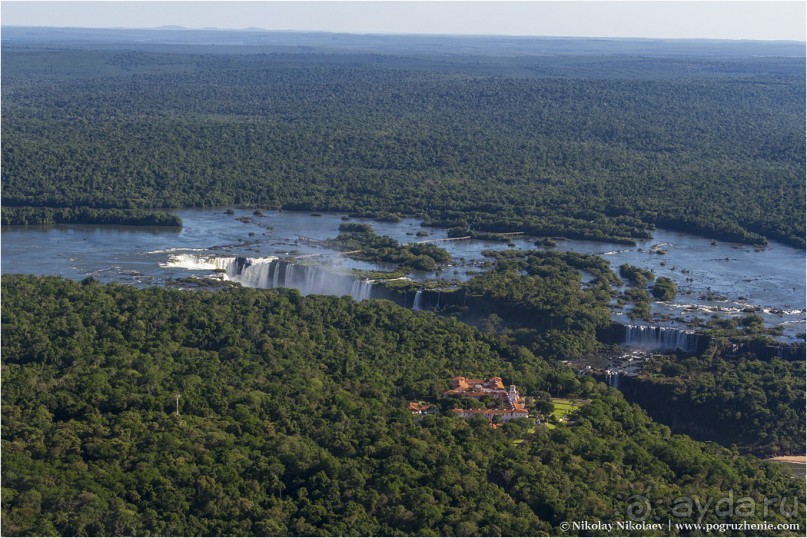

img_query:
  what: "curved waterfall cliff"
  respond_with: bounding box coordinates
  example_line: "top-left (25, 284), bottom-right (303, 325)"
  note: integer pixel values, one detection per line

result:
top-left (165, 255), bottom-right (377, 302)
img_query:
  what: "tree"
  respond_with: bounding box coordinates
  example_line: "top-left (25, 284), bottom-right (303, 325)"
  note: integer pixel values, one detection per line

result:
top-left (651, 277), bottom-right (677, 301)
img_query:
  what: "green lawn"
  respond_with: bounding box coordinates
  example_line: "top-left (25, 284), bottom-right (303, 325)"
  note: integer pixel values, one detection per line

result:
top-left (550, 398), bottom-right (589, 423)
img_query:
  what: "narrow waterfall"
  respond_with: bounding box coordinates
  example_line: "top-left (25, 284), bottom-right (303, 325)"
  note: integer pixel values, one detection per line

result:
top-left (351, 280), bottom-right (374, 302)
top-left (623, 324), bottom-right (700, 353)
top-left (272, 260), bottom-right (281, 288)
top-left (607, 371), bottom-right (620, 389)
top-left (284, 263), bottom-right (294, 288)
top-left (412, 290), bottom-right (423, 310)
top-left (302, 265), bottom-right (320, 295)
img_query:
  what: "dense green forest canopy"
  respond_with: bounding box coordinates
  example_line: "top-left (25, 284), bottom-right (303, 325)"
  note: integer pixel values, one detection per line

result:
top-left (2, 276), bottom-right (804, 536)
top-left (2, 34), bottom-right (804, 247)
top-left (455, 250), bottom-right (617, 358)
top-left (623, 346), bottom-right (805, 457)
top-left (0, 206), bottom-right (182, 227)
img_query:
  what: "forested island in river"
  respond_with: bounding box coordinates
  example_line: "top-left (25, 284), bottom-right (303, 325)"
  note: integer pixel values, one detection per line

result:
top-left (1, 27), bottom-right (805, 536)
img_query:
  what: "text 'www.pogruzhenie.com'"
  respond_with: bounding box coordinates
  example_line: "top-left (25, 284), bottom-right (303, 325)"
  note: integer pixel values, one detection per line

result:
top-left (559, 520), bottom-right (802, 534)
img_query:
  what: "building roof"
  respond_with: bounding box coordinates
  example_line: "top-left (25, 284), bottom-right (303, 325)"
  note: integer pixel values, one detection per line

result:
top-left (450, 408), bottom-right (528, 416)
top-left (408, 401), bottom-right (433, 413)
top-left (445, 376), bottom-right (507, 397)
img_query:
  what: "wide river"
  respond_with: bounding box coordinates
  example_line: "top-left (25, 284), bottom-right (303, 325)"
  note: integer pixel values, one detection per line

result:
top-left (2, 208), bottom-right (804, 340)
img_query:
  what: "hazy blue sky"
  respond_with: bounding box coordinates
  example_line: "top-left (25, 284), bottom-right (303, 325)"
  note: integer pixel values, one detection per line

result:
top-left (2, 1), bottom-right (805, 41)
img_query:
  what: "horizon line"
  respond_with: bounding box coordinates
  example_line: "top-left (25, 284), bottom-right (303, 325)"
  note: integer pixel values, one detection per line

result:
top-left (3, 24), bottom-right (806, 44)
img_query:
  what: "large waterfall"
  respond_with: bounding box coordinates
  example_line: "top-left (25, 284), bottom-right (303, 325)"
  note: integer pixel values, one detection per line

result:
top-left (623, 324), bottom-right (700, 353)
top-left (165, 254), bottom-right (375, 301)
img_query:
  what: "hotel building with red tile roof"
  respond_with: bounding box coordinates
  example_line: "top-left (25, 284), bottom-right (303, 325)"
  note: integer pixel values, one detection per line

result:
top-left (444, 377), bottom-right (529, 422)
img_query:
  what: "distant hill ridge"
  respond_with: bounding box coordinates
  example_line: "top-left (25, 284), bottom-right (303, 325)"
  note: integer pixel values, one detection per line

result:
top-left (3, 25), bottom-right (804, 57)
